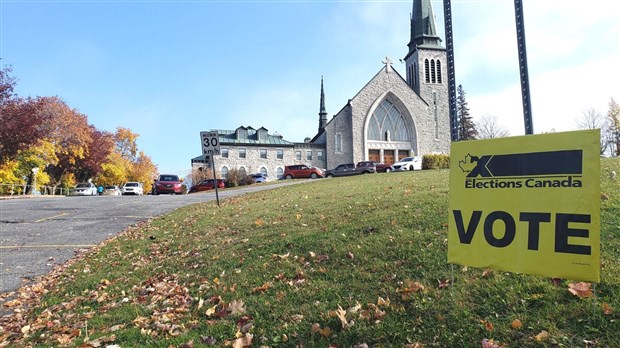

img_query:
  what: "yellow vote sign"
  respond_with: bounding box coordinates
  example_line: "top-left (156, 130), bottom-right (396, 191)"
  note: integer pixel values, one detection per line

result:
top-left (448, 130), bottom-right (600, 282)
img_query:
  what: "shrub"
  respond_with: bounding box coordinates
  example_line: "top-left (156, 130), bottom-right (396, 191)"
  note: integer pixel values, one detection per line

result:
top-left (422, 154), bottom-right (450, 169)
top-left (225, 168), bottom-right (248, 187)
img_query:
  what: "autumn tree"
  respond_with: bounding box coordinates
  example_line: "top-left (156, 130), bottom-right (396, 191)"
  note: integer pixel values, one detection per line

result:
top-left (607, 98), bottom-right (620, 156)
top-left (114, 127), bottom-right (139, 161)
top-left (129, 151), bottom-right (158, 193)
top-left (476, 115), bottom-right (509, 139)
top-left (457, 85), bottom-right (478, 141)
top-left (0, 65), bottom-right (17, 104)
top-left (75, 126), bottom-right (114, 181)
top-left (37, 97), bottom-right (92, 188)
top-left (576, 108), bottom-right (611, 155)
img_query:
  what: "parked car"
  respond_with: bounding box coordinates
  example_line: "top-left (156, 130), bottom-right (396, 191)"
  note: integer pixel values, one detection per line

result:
top-left (189, 179), bottom-right (225, 193)
top-left (357, 161), bottom-right (393, 173)
top-left (325, 163), bottom-right (376, 178)
top-left (122, 182), bottom-right (144, 195)
top-left (153, 174), bottom-right (185, 194)
top-left (249, 173), bottom-right (267, 183)
top-left (393, 156), bottom-right (422, 171)
top-left (102, 185), bottom-right (122, 196)
top-left (69, 182), bottom-right (97, 196)
top-left (283, 165), bottom-right (324, 179)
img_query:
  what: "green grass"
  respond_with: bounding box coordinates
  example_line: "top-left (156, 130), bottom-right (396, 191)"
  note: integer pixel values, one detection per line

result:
top-left (2, 158), bottom-right (619, 347)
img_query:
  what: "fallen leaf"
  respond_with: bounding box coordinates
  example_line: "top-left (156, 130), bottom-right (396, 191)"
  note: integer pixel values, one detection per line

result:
top-left (229, 299), bottom-right (246, 316)
top-left (206, 305), bottom-right (218, 317)
top-left (481, 338), bottom-right (500, 348)
top-left (602, 302), bottom-right (614, 315)
top-left (568, 282), bottom-right (593, 298)
top-left (405, 343), bottom-right (425, 348)
top-left (377, 296), bottom-right (391, 307)
top-left (535, 330), bottom-right (550, 342)
top-left (252, 282), bottom-right (272, 293)
top-left (335, 305), bottom-right (348, 329)
top-left (511, 318), bottom-right (523, 329)
top-left (232, 333), bottom-right (253, 348)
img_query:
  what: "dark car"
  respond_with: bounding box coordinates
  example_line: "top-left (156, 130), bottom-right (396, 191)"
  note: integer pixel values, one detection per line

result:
top-left (283, 165), bottom-right (324, 179)
top-left (325, 163), bottom-right (356, 178)
top-left (357, 161), bottom-right (393, 173)
top-left (153, 174), bottom-right (185, 195)
top-left (189, 179), bottom-right (225, 193)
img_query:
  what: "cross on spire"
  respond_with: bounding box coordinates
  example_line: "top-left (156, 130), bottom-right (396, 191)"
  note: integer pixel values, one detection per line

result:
top-left (382, 57), bottom-right (393, 72)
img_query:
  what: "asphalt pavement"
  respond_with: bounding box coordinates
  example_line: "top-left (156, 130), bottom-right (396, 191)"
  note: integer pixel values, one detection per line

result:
top-left (0, 180), bottom-right (310, 295)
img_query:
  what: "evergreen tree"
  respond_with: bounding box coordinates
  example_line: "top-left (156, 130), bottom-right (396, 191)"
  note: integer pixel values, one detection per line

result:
top-left (456, 85), bottom-right (478, 140)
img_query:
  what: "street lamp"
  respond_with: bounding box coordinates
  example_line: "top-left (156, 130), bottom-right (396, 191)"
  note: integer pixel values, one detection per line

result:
top-left (31, 167), bottom-right (39, 195)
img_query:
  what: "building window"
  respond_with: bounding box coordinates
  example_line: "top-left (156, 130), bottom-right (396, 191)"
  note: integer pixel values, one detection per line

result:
top-left (239, 166), bottom-right (246, 177)
top-left (259, 148), bottom-right (267, 159)
top-left (335, 133), bottom-right (342, 153)
top-left (221, 148), bottom-right (229, 158)
top-left (221, 166), bottom-right (229, 180)
top-left (276, 149), bottom-right (284, 159)
top-left (295, 151), bottom-right (301, 161)
top-left (318, 151), bottom-right (324, 161)
top-left (430, 60), bottom-right (436, 84)
top-left (238, 148), bottom-right (246, 159)
top-left (260, 167), bottom-right (267, 177)
top-left (276, 167), bottom-right (284, 179)
top-left (424, 59), bottom-right (430, 83)
top-left (306, 150), bottom-right (312, 161)
top-left (367, 99), bottom-right (409, 142)
top-left (436, 60), bottom-right (442, 83)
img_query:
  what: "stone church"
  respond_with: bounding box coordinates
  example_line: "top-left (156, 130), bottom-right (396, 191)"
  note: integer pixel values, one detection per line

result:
top-left (192, 0), bottom-right (450, 180)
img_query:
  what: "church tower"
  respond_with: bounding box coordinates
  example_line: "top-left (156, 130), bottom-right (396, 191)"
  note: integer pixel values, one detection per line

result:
top-left (404, 0), bottom-right (447, 105)
top-left (318, 76), bottom-right (328, 134)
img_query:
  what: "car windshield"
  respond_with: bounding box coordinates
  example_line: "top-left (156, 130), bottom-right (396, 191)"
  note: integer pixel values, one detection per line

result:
top-left (76, 183), bottom-right (90, 188)
top-left (159, 175), bottom-right (179, 181)
top-left (125, 183), bottom-right (138, 187)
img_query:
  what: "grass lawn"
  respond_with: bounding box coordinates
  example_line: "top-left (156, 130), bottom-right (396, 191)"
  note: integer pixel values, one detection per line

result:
top-left (1, 158), bottom-right (619, 347)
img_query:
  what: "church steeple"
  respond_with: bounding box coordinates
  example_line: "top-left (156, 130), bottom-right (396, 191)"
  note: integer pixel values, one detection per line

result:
top-left (318, 76), bottom-right (328, 133)
top-left (406, 0), bottom-right (443, 57)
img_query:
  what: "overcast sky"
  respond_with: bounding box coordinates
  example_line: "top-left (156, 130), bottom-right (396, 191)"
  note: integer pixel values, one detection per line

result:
top-left (2, 0), bottom-right (618, 176)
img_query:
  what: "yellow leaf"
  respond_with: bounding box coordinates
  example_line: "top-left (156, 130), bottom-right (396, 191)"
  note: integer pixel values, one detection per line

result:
top-left (319, 326), bottom-right (332, 337)
top-left (206, 305), bottom-right (217, 317)
top-left (21, 325), bottom-right (30, 335)
top-left (377, 296), bottom-right (391, 307)
top-left (511, 319), bottom-right (523, 329)
top-left (535, 330), bottom-right (550, 342)
top-left (335, 305), bottom-right (348, 329)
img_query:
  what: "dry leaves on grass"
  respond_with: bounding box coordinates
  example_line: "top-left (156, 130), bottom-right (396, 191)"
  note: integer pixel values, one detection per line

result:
top-left (567, 282), bottom-right (593, 298)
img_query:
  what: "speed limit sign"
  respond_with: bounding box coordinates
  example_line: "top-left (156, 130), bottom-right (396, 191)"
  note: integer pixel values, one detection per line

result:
top-left (200, 131), bottom-right (221, 156)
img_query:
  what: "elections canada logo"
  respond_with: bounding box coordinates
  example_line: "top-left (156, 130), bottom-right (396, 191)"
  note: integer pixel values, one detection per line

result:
top-left (458, 150), bottom-right (583, 189)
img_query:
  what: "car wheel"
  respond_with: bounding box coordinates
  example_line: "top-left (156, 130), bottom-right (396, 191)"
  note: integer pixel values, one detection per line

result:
top-left (286, 175), bottom-right (293, 180)
top-left (310, 173), bottom-right (318, 179)
top-left (326, 174), bottom-right (334, 178)
top-left (409, 165), bottom-right (414, 171)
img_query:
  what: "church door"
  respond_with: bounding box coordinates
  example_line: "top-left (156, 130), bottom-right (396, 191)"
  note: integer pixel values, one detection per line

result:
top-left (384, 150), bottom-right (395, 164)
top-left (368, 150), bottom-right (380, 163)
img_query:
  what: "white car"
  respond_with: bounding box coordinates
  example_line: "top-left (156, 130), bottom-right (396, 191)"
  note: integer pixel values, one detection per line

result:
top-left (122, 182), bottom-right (144, 195)
top-left (70, 182), bottom-right (98, 196)
top-left (392, 156), bottom-right (422, 171)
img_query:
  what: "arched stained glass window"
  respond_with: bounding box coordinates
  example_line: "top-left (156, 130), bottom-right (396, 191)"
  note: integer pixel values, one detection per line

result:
top-left (367, 100), bottom-right (409, 142)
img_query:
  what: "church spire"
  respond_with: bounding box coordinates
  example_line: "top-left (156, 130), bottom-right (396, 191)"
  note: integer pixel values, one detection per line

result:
top-left (318, 76), bottom-right (327, 133)
top-left (407, 0), bottom-right (443, 55)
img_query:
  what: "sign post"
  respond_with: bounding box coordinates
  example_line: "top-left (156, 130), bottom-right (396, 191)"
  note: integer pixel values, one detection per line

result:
top-left (200, 131), bottom-right (221, 206)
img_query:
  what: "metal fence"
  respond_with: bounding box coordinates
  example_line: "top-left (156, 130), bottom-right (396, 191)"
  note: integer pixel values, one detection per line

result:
top-left (0, 184), bottom-right (67, 196)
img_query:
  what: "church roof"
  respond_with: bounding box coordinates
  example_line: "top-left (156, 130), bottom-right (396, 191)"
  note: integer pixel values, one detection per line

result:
top-left (213, 128), bottom-right (296, 146)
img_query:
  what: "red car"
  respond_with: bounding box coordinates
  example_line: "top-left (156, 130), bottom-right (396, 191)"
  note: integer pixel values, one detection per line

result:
top-left (283, 165), bottom-right (324, 179)
top-left (356, 161), bottom-right (393, 173)
top-left (153, 174), bottom-right (185, 195)
top-left (189, 179), bottom-right (225, 193)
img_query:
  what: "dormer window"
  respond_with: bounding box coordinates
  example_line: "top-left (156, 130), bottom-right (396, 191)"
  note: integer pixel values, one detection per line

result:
top-left (235, 127), bottom-right (247, 139)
